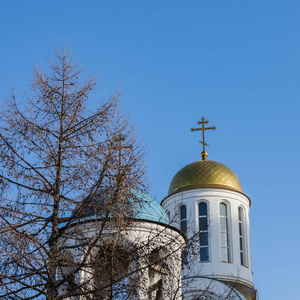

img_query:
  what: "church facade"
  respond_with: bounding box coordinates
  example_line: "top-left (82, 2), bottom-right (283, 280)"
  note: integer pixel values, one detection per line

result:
top-left (59, 118), bottom-right (258, 300)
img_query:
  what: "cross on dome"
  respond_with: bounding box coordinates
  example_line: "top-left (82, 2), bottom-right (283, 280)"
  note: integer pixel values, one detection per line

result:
top-left (191, 117), bottom-right (216, 160)
top-left (112, 134), bottom-right (133, 169)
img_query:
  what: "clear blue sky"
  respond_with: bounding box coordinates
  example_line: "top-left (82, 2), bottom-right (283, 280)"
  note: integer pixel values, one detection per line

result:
top-left (1, 1), bottom-right (299, 299)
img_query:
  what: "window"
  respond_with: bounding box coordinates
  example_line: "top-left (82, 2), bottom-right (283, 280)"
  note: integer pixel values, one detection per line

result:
top-left (94, 244), bottom-right (131, 299)
top-left (149, 249), bottom-right (168, 300)
top-left (180, 205), bottom-right (187, 234)
top-left (238, 207), bottom-right (247, 266)
top-left (180, 205), bottom-right (188, 264)
top-left (199, 202), bottom-right (209, 261)
top-left (220, 203), bottom-right (230, 262)
top-left (58, 251), bottom-right (75, 295)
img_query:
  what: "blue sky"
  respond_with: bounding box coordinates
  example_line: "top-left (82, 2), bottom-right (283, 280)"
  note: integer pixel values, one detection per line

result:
top-left (1, 1), bottom-right (300, 298)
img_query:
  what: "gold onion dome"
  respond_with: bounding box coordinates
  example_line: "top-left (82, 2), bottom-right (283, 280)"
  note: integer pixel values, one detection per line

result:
top-left (168, 160), bottom-right (243, 195)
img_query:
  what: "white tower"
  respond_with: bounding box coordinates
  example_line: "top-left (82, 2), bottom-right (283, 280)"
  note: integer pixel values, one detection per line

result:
top-left (161, 118), bottom-right (258, 300)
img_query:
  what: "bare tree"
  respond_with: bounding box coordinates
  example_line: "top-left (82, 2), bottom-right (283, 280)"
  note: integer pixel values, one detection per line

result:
top-left (0, 46), bottom-right (147, 299)
top-left (0, 46), bottom-right (249, 300)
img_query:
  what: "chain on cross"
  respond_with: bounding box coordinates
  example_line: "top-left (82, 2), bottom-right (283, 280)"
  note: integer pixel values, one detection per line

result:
top-left (191, 117), bottom-right (216, 160)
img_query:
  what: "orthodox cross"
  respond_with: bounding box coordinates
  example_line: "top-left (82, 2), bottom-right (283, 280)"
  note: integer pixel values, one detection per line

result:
top-left (112, 134), bottom-right (133, 170)
top-left (191, 117), bottom-right (216, 160)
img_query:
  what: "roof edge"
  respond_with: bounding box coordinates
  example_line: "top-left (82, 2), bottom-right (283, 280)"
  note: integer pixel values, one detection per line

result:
top-left (162, 185), bottom-right (251, 207)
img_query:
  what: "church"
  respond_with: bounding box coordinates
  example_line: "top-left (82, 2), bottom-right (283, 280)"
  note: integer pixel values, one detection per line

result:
top-left (60, 118), bottom-right (258, 300)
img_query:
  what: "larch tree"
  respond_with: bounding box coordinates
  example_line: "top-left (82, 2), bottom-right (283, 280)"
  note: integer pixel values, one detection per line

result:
top-left (0, 47), bottom-right (147, 299)
top-left (0, 47), bottom-right (226, 300)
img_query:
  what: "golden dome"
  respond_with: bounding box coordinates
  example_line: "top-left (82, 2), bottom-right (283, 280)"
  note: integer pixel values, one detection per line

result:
top-left (168, 160), bottom-right (243, 195)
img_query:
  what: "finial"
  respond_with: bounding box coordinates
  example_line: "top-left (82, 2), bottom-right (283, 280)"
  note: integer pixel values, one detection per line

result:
top-left (191, 117), bottom-right (216, 160)
top-left (201, 151), bottom-right (208, 160)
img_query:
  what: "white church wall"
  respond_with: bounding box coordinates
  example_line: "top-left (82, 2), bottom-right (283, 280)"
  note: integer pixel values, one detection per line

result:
top-left (59, 219), bottom-right (186, 299)
top-left (162, 188), bottom-right (254, 294)
top-left (182, 277), bottom-right (247, 300)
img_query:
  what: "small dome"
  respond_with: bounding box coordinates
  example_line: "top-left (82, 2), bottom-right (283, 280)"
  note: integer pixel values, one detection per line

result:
top-left (76, 190), bottom-right (169, 225)
top-left (168, 160), bottom-right (243, 195)
top-left (134, 192), bottom-right (169, 225)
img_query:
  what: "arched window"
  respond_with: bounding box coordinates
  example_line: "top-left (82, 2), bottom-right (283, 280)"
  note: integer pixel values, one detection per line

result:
top-left (180, 205), bottom-right (187, 234)
top-left (58, 251), bottom-right (75, 295)
top-left (199, 202), bottom-right (209, 262)
top-left (149, 249), bottom-right (168, 300)
top-left (180, 205), bottom-right (189, 264)
top-left (220, 203), bottom-right (230, 262)
top-left (94, 244), bottom-right (132, 299)
top-left (238, 207), bottom-right (247, 266)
